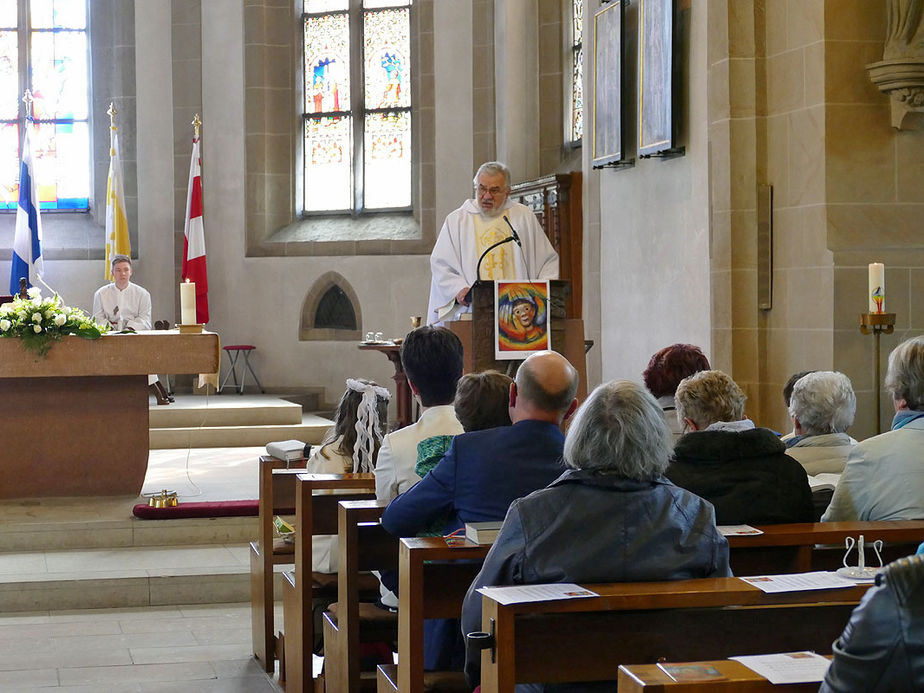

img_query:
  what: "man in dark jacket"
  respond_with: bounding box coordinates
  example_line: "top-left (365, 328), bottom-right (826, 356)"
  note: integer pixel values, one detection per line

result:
top-left (666, 370), bottom-right (814, 525)
top-left (383, 350), bottom-right (579, 670)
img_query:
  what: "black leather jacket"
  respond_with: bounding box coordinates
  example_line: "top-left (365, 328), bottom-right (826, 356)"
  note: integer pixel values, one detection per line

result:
top-left (820, 554), bottom-right (924, 692)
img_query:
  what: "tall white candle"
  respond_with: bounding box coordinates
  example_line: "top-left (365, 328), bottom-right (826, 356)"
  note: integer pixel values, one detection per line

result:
top-left (868, 263), bottom-right (885, 313)
top-left (180, 280), bottom-right (197, 325)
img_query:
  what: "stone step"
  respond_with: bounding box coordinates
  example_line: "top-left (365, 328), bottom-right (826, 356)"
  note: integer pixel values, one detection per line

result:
top-left (149, 414), bottom-right (331, 449)
top-left (148, 395), bottom-right (304, 428)
top-left (0, 544), bottom-right (287, 613)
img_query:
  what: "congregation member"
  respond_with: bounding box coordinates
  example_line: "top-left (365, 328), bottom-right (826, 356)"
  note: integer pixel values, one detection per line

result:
top-left (820, 554), bottom-right (924, 691)
top-left (427, 160), bottom-right (559, 324)
top-left (785, 370), bottom-right (857, 475)
top-left (304, 378), bottom-right (389, 573)
top-left (642, 343), bottom-right (710, 440)
top-left (382, 352), bottom-right (577, 671)
top-left (823, 335), bottom-right (924, 522)
top-left (373, 326), bottom-right (464, 607)
top-left (666, 370), bottom-right (814, 525)
top-left (92, 254), bottom-right (172, 405)
top-left (414, 369), bottom-right (513, 482)
top-left (462, 380), bottom-right (730, 691)
top-left (781, 370), bottom-right (817, 440)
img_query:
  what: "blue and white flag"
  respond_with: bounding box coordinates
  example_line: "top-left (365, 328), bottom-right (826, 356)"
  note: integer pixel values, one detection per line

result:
top-left (9, 124), bottom-right (43, 295)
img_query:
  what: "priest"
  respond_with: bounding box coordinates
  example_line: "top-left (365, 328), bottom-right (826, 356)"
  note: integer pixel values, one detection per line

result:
top-left (426, 161), bottom-right (559, 324)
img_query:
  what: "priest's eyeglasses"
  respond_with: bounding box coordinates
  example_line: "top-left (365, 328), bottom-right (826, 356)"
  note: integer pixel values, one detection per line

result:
top-left (477, 185), bottom-right (505, 196)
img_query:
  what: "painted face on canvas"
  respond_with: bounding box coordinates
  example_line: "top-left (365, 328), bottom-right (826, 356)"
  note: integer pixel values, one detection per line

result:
top-left (512, 300), bottom-right (536, 327)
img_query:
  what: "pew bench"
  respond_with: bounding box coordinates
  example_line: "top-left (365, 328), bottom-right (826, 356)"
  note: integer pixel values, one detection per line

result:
top-left (727, 520), bottom-right (924, 575)
top-left (473, 577), bottom-right (871, 692)
top-left (377, 536), bottom-right (491, 693)
top-left (280, 473), bottom-right (377, 692)
top-left (617, 658), bottom-right (831, 692)
top-left (321, 499), bottom-right (399, 693)
top-left (250, 456), bottom-right (306, 672)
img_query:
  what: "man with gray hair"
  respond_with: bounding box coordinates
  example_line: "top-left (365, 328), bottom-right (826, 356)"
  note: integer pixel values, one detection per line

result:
top-left (823, 335), bottom-right (924, 521)
top-left (427, 161), bottom-right (559, 324)
top-left (461, 380), bottom-right (730, 690)
top-left (785, 371), bottom-right (857, 475)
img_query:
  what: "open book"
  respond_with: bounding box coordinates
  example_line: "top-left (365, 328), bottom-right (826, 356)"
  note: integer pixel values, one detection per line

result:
top-left (808, 473), bottom-right (841, 493)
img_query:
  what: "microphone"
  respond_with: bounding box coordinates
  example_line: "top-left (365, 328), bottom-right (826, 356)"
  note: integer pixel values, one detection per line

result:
top-left (503, 216), bottom-right (522, 246)
top-left (463, 223), bottom-right (520, 305)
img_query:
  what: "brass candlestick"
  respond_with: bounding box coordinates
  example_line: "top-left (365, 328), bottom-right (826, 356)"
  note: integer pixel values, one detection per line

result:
top-left (860, 312), bottom-right (896, 434)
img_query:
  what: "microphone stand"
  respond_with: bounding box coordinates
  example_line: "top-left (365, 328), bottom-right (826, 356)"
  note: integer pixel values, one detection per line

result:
top-left (462, 234), bottom-right (518, 306)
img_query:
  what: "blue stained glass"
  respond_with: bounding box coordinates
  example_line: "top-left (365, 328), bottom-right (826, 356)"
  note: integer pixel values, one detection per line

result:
top-left (30, 29), bottom-right (88, 120)
top-left (305, 13), bottom-right (350, 113)
top-left (364, 8), bottom-right (410, 109)
top-left (0, 121), bottom-right (18, 209)
top-left (31, 0), bottom-right (86, 30)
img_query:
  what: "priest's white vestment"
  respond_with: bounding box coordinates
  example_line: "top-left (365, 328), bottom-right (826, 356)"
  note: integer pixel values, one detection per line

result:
top-left (426, 197), bottom-right (559, 324)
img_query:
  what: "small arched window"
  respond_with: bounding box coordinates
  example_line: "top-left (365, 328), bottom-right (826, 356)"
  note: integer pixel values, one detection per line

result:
top-left (300, 271), bottom-right (362, 341)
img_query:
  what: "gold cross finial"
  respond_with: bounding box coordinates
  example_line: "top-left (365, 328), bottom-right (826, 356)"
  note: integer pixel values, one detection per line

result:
top-left (21, 90), bottom-right (33, 118)
top-left (191, 113), bottom-right (202, 139)
top-left (107, 102), bottom-right (117, 130)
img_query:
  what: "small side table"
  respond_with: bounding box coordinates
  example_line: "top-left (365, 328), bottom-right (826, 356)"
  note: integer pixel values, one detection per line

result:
top-left (220, 344), bottom-right (265, 394)
top-left (358, 342), bottom-right (414, 430)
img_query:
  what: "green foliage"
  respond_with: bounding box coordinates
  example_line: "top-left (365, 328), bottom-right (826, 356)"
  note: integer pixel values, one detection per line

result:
top-left (0, 288), bottom-right (109, 357)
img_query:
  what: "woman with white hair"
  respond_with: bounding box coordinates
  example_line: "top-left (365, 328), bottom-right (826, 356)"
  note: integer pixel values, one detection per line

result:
top-left (461, 380), bottom-right (730, 691)
top-left (666, 370), bottom-right (814, 525)
top-left (823, 335), bottom-right (924, 522)
top-left (786, 371), bottom-right (857, 475)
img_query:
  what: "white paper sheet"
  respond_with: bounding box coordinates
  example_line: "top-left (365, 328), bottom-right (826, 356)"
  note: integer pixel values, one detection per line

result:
top-left (731, 652), bottom-right (831, 684)
top-left (740, 571), bottom-right (859, 593)
top-left (717, 524), bottom-right (763, 536)
top-left (476, 583), bottom-right (598, 605)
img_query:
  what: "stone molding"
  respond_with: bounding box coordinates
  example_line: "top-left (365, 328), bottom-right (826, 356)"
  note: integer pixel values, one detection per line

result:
top-left (867, 0), bottom-right (924, 129)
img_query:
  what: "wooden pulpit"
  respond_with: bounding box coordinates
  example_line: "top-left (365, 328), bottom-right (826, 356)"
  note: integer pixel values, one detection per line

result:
top-left (448, 280), bottom-right (587, 401)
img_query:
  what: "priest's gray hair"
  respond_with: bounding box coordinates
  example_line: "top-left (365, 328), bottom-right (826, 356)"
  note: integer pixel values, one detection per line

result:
top-left (473, 161), bottom-right (511, 188)
top-left (885, 335), bottom-right (924, 410)
top-left (788, 371), bottom-right (856, 436)
top-left (563, 380), bottom-right (671, 481)
top-left (675, 370), bottom-right (746, 430)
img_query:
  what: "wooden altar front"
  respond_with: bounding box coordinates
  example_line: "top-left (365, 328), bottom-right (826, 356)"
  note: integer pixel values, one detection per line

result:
top-left (0, 332), bottom-right (220, 499)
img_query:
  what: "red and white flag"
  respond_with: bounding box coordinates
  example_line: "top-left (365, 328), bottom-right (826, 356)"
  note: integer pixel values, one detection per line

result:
top-left (182, 135), bottom-right (209, 323)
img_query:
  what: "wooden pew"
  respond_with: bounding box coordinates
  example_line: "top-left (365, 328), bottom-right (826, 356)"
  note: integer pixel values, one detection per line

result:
top-left (377, 537), bottom-right (491, 693)
top-left (321, 499), bottom-right (399, 693)
top-left (474, 577), bottom-right (871, 692)
top-left (280, 473), bottom-right (377, 692)
top-left (727, 520), bottom-right (924, 575)
top-left (617, 658), bottom-right (831, 692)
top-left (250, 455), bottom-right (306, 672)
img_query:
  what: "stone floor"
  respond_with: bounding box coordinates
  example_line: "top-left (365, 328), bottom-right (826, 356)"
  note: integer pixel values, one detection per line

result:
top-left (0, 442), bottom-right (292, 691)
top-left (0, 603), bottom-right (283, 692)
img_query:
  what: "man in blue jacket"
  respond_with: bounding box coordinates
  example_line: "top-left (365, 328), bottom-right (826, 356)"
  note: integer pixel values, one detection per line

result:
top-left (381, 350), bottom-right (579, 669)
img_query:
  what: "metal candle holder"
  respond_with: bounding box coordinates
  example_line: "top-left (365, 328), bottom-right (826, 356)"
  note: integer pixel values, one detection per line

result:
top-left (860, 312), bottom-right (896, 434)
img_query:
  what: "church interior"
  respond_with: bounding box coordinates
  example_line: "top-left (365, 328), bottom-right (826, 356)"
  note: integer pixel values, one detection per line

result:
top-left (1, 0), bottom-right (923, 690)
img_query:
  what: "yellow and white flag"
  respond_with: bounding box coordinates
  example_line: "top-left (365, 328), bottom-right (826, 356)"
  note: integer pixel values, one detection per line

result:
top-left (104, 132), bottom-right (130, 280)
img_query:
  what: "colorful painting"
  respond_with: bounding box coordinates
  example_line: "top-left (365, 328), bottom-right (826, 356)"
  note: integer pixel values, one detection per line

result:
top-left (495, 281), bottom-right (550, 360)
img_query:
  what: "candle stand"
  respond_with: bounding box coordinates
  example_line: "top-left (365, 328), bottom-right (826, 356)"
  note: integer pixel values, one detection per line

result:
top-left (859, 312), bottom-right (896, 434)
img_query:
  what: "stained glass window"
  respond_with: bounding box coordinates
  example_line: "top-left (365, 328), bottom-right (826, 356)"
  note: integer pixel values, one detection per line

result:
top-left (570, 0), bottom-right (583, 142)
top-left (303, 0), bottom-right (412, 213)
top-left (0, 0), bottom-right (89, 211)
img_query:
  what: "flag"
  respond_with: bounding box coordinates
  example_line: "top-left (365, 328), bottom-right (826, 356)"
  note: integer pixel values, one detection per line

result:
top-left (182, 135), bottom-right (209, 323)
top-left (105, 132), bottom-right (130, 280)
top-left (9, 123), bottom-right (43, 295)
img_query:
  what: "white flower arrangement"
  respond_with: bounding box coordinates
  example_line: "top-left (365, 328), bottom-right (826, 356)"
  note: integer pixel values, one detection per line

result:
top-left (0, 288), bottom-right (109, 357)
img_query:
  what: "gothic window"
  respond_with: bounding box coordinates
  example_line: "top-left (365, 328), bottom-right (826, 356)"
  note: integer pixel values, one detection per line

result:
top-left (569, 0), bottom-right (583, 143)
top-left (0, 0), bottom-right (89, 211)
top-left (302, 0), bottom-right (412, 214)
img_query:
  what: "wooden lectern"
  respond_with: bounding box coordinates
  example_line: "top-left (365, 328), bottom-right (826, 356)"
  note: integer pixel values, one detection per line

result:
top-left (447, 280), bottom-right (587, 401)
